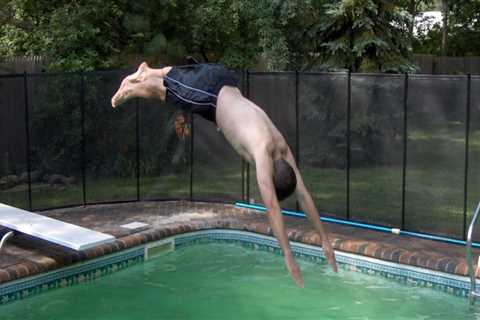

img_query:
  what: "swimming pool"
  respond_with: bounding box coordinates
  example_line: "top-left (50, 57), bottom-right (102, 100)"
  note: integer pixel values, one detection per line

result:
top-left (1, 231), bottom-right (477, 320)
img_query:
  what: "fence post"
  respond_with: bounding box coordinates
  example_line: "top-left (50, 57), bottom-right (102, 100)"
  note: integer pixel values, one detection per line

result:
top-left (189, 111), bottom-right (194, 201)
top-left (80, 73), bottom-right (87, 206)
top-left (401, 73), bottom-right (409, 230)
top-left (136, 98), bottom-right (141, 201)
top-left (241, 70), bottom-right (246, 202)
top-left (241, 160), bottom-right (245, 201)
top-left (246, 70), bottom-right (250, 203)
top-left (23, 71), bottom-right (32, 211)
top-left (463, 74), bottom-right (472, 240)
top-left (295, 71), bottom-right (300, 211)
top-left (346, 71), bottom-right (351, 220)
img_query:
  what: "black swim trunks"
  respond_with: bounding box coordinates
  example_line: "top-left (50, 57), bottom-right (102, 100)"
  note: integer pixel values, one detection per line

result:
top-left (163, 63), bottom-right (239, 123)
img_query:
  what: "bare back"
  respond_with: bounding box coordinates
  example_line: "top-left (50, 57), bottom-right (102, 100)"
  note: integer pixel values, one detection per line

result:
top-left (216, 86), bottom-right (289, 165)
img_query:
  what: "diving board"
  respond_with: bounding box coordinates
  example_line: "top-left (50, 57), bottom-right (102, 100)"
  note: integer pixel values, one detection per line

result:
top-left (0, 203), bottom-right (115, 251)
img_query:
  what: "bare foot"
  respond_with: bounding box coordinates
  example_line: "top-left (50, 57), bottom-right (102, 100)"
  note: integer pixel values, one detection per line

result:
top-left (284, 255), bottom-right (304, 288)
top-left (322, 238), bottom-right (338, 272)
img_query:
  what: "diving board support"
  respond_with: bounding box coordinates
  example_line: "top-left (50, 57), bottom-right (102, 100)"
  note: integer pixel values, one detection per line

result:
top-left (0, 203), bottom-right (115, 251)
top-left (0, 231), bottom-right (14, 252)
top-left (466, 201), bottom-right (480, 305)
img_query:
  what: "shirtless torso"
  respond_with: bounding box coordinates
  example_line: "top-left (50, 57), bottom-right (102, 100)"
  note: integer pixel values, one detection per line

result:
top-left (216, 86), bottom-right (287, 163)
top-left (112, 62), bottom-right (337, 287)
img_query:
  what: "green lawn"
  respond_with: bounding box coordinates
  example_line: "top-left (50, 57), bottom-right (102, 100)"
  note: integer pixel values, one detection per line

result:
top-left (0, 167), bottom-right (242, 210)
top-left (0, 163), bottom-right (477, 239)
top-left (2, 125), bottom-right (480, 240)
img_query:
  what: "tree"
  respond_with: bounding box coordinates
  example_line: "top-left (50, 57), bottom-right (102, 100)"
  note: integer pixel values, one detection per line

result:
top-left (395, 0), bottom-right (434, 37)
top-left (171, 0), bottom-right (317, 70)
top-left (447, 0), bottom-right (480, 56)
top-left (308, 0), bottom-right (417, 72)
top-left (441, 0), bottom-right (448, 56)
top-left (0, 0), bottom-right (318, 71)
top-left (412, 0), bottom-right (480, 56)
top-left (0, 0), bottom-right (126, 71)
top-left (0, 0), bottom-right (419, 72)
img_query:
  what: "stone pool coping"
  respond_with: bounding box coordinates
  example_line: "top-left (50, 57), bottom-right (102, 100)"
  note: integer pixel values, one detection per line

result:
top-left (0, 201), bottom-right (478, 285)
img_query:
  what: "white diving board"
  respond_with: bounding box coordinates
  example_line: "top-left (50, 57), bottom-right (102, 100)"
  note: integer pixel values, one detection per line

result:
top-left (0, 203), bottom-right (115, 251)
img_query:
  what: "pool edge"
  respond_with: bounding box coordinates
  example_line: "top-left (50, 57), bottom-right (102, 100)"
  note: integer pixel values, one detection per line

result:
top-left (0, 229), bottom-right (471, 305)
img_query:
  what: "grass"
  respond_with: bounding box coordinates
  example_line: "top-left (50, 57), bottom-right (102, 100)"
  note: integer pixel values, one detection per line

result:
top-left (2, 125), bottom-right (480, 240)
top-left (0, 163), bottom-right (476, 238)
top-left (0, 167), bottom-right (242, 210)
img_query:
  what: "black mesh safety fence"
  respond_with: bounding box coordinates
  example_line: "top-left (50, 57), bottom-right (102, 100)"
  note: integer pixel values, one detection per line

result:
top-left (0, 70), bottom-right (479, 241)
top-left (139, 99), bottom-right (191, 201)
top-left (405, 75), bottom-right (467, 238)
top-left (247, 72), bottom-right (297, 210)
top-left (83, 70), bottom-right (138, 204)
top-left (468, 75), bottom-right (480, 242)
top-left (28, 74), bottom-right (83, 210)
top-left (298, 73), bottom-right (348, 218)
top-left (192, 114), bottom-right (243, 202)
top-left (349, 74), bottom-right (405, 226)
top-left (0, 75), bottom-right (29, 209)
top-left (190, 70), bottom-right (244, 203)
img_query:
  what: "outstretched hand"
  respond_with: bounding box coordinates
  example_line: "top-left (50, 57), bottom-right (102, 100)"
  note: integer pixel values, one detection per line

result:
top-left (284, 254), bottom-right (304, 288)
top-left (322, 238), bottom-right (338, 273)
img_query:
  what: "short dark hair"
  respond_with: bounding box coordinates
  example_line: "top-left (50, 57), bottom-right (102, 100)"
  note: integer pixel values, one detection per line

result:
top-left (273, 159), bottom-right (297, 201)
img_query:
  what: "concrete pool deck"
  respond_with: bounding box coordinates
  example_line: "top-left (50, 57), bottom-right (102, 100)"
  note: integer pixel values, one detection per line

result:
top-left (0, 201), bottom-right (478, 285)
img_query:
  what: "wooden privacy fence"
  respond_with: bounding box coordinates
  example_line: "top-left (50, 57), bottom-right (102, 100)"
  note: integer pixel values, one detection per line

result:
top-left (0, 56), bottom-right (49, 75)
top-left (414, 55), bottom-right (480, 75)
top-left (1, 55), bottom-right (480, 75)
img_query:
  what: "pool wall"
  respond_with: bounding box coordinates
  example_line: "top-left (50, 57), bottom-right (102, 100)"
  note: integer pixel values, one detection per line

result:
top-left (0, 246), bottom-right (144, 304)
top-left (0, 229), bottom-right (471, 305)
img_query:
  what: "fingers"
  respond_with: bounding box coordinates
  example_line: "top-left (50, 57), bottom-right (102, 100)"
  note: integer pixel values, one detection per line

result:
top-left (323, 241), bottom-right (338, 272)
top-left (292, 271), bottom-right (305, 288)
top-left (284, 255), bottom-right (304, 288)
top-left (327, 251), bottom-right (338, 273)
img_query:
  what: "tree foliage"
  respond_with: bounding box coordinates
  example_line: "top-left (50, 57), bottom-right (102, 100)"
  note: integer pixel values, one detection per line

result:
top-left (0, 0), bottom-right (126, 70)
top-left (413, 0), bottom-right (480, 56)
top-left (308, 0), bottom-right (417, 72)
top-left (445, 0), bottom-right (480, 56)
top-left (0, 0), bottom-right (423, 72)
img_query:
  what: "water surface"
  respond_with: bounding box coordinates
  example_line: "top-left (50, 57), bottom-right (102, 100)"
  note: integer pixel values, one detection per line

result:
top-left (2, 242), bottom-right (477, 320)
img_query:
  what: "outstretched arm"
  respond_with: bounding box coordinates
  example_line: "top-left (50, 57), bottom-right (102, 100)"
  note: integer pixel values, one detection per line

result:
top-left (255, 152), bottom-right (304, 287)
top-left (284, 150), bottom-right (338, 272)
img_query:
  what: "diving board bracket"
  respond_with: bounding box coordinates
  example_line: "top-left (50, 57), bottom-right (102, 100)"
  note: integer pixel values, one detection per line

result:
top-left (0, 231), bottom-right (14, 252)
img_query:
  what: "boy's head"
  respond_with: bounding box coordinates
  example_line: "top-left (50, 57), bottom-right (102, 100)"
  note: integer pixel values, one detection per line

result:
top-left (273, 159), bottom-right (297, 201)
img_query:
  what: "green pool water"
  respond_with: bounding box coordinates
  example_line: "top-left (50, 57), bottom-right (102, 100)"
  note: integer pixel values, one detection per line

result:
top-left (2, 242), bottom-right (478, 320)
